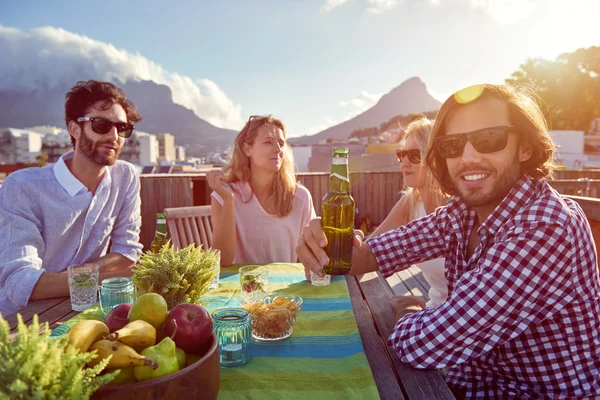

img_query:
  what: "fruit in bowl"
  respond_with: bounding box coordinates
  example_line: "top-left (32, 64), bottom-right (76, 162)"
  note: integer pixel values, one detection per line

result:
top-left (239, 293), bottom-right (303, 341)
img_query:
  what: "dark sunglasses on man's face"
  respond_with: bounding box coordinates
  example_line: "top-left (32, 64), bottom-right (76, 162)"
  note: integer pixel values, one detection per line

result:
top-left (434, 126), bottom-right (516, 159)
top-left (396, 149), bottom-right (421, 164)
top-left (76, 117), bottom-right (135, 139)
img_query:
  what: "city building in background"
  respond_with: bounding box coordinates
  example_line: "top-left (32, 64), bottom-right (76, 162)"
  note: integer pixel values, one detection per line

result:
top-left (0, 128), bottom-right (43, 164)
top-left (175, 145), bottom-right (186, 162)
top-left (121, 131), bottom-right (159, 165)
top-left (156, 133), bottom-right (176, 162)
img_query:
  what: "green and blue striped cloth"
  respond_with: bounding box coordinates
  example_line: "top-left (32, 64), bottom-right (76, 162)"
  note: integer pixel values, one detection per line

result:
top-left (207, 263), bottom-right (379, 400)
top-left (51, 263), bottom-right (379, 399)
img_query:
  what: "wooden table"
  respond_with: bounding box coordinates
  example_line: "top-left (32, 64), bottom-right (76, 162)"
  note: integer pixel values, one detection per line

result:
top-left (6, 274), bottom-right (454, 400)
top-left (347, 273), bottom-right (454, 400)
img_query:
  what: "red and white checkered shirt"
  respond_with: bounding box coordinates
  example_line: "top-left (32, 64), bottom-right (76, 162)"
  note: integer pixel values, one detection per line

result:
top-left (369, 175), bottom-right (600, 399)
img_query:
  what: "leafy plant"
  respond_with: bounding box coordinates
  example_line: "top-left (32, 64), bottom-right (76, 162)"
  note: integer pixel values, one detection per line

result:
top-left (0, 314), bottom-right (117, 400)
top-left (132, 243), bottom-right (219, 308)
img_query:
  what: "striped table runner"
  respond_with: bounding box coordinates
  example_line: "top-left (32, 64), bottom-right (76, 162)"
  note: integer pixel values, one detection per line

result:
top-left (208, 263), bottom-right (378, 399)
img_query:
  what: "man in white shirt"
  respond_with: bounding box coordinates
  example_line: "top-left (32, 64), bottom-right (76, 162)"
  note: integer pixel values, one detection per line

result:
top-left (0, 80), bottom-right (143, 316)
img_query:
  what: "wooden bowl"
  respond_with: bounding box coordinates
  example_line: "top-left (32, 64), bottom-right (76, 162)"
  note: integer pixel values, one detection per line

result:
top-left (92, 333), bottom-right (220, 400)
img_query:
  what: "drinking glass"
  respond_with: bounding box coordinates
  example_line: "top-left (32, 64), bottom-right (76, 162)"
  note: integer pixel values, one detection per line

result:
top-left (239, 266), bottom-right (269, 301)
top-left (67, 263), bottom-right (100, 312)
top-left (98, 277), bottom-right (136, 316)
top-left (209, 250), bottom-right (221, 290)
top-left (310, 271), bottom-right (331, 286)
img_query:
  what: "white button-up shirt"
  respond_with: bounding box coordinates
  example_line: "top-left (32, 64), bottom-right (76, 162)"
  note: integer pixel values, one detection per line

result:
top-left (0, 151), bottom-right (142, 316)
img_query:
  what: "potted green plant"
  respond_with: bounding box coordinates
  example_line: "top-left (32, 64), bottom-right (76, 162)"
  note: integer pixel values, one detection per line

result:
top-left (132, 243), bottom-right (219, 309)
top-left (0, 314), bottom-right (116, 399)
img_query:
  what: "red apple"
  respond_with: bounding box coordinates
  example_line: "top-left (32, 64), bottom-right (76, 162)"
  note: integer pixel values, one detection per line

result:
top-left (164, 303), bottom-right (213, 354)
top-left (104, 303), bottom-right (132, 333)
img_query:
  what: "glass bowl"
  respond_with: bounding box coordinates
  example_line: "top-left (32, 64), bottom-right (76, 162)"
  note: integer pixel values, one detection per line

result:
top-left (239, 293), bottom-right (303, 341)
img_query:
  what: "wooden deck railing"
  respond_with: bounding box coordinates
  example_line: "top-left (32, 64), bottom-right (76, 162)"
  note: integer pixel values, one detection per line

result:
top-left (139, 173), bottom-right (600, 250)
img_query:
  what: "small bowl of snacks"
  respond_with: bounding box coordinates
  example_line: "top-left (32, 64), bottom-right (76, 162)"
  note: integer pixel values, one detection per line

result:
top-left (239, 293), bottom-right (303, 341)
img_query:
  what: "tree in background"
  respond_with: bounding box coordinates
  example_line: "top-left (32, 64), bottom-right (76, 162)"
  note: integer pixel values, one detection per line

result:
top-left (507, 46), bottom-right (600, 131)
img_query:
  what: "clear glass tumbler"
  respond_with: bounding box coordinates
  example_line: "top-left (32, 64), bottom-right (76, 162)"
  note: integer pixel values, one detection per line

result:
top-left (67, 263), bottom-right (100, 312)
top-left (239, 265), bottom-right (269, 301)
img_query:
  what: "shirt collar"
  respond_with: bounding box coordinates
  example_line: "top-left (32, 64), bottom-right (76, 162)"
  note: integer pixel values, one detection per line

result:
top-left (445, 174), bottom-right (537, 236)
top-left (53, 151), bottom-right (87, 197)
top-left (480, 174), bottom-right (537, 235)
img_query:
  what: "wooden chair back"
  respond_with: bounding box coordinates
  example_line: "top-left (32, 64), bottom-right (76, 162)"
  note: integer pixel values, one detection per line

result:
top-left (163, 205), bottom-right (213, 250)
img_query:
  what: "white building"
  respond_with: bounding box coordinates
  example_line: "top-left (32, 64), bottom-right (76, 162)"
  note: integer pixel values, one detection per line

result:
top-left (175, 146), bottom-right (186, 162)
top-left (120, 131), bottom-right (159, 165)
top-left (0, 128), bottom-right (43, 164)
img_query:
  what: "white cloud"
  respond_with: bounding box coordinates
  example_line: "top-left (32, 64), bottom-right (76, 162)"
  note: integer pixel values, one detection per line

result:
top-left (470, 0), bottom-right (534, 24)
top-left (0, 25), bottom-right (244, 130)
top-left (340, 91), bottom-right (382, 113)
top-left (307, 117), bottom-right (340, 135)
top-left (366, 0), bottom-right (399, 13)
top-left (321, 0), bottom-right (351, 13)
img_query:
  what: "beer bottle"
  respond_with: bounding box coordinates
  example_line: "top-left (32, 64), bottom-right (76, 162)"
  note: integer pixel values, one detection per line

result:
top-left (151, 213), bottom-right (169, 253)
top-left (321, 148), bottom-right (355, 275)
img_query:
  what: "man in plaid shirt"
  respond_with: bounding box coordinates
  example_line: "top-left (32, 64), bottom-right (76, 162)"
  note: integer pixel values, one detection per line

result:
top-left (297, 84), bottom-right (599, 399)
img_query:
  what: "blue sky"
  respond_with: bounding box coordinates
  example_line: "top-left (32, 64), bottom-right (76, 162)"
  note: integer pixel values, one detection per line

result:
top-left (1, 0), bottom-right (599, 137)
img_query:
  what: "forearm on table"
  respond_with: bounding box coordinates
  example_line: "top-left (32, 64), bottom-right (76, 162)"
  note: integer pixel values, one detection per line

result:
top-left (212, 198), bottom-right (236, 266)
top-left (29, 271), bottom-right (69, 300)
top-left (28, 253), bottom-right (134, 302)
top-left (94, 252), bottom-right (135, 273)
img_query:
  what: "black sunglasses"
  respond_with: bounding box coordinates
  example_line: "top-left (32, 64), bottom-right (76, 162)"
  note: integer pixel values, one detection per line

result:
top-left (76, 117), bottom-right (135, 139)
top-left (396, 149), bottom-right (421, 164)
top-left (434, 126), bottom-right (516, 159)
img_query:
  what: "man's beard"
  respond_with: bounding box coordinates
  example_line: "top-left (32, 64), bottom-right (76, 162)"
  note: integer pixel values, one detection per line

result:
top-left (79, 130), bottom-right (121, 166)
top-left (451, 152), bottom-right (522, 208)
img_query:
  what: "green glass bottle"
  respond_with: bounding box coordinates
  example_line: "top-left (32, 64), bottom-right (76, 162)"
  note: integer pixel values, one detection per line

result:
top-left (151, 213), bottom-right (168, 253)
top-left (321, 148), bottom-right (355, 275)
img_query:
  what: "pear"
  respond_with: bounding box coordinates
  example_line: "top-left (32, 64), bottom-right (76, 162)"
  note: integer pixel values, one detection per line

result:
top-left (133, 337), bottom-right (180, 381)
top-left (108, 367), bottom-right (137, 385)
top-left (176, 347), bottom-right (186, 370)
top-left (128, 293), bottom-right (168, 329)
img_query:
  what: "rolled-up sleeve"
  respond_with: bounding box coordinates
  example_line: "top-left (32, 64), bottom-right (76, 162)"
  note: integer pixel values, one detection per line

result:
top-left (0, 178), bottom-right (46, 311)
top-left (110, 166), bottom-right (143, 262)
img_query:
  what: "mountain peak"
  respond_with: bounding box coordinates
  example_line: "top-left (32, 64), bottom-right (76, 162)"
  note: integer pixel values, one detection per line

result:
top-left (292, 77), bottom-right (441, 145)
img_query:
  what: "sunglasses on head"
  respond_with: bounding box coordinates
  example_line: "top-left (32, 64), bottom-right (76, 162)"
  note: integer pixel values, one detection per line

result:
top-left (396, 149), bottom-right (421, 164)
top-left (76, 117), bottom-right (135, 139)
top-left (434, 126), bottom-right (516, 159)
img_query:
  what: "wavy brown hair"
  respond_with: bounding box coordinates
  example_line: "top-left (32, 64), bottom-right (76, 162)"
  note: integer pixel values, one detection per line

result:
top-left (221, 115), bottom-right (297, 217)
top-left (425, 84), bottom-right (558, 197)
top-left (65, 80), bottom-right (141, 148)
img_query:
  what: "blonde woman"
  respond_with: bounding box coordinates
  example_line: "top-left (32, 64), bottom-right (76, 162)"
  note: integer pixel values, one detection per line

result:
top-left (207, 115), bottom-right (316, 267)
top-left (370, 117), bottom-right (448, 307)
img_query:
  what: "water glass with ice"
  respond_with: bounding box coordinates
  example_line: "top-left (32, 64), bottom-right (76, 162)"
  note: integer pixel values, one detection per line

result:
top-left (68, 263), bottom-right (100, 312)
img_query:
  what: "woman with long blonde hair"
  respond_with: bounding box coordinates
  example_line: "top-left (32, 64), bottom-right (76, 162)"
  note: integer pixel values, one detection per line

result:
top-left (370, 117), bottom-right (448, 307)
top-left (208, 115), bottom-right (316, 266)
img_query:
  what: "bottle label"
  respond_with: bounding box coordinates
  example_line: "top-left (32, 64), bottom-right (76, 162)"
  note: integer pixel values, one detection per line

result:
top-left (330, 172), bottom-right (350, 182)
top-left (156, 231), bottom-right (168, 237)
top-left (157, 218), bottom-right (166, 224)
top-left (332, 158), bottom-right (348, 165)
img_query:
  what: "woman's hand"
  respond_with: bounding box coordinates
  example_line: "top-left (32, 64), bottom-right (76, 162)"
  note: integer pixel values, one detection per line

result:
top-left (207, 170), bottom-right (234, 201)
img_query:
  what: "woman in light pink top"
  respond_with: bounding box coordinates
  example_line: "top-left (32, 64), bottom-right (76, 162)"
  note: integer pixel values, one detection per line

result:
top-left (207, 115), bottom-right (316, 267)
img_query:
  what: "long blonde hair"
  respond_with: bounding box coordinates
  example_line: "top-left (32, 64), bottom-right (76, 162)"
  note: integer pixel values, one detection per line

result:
top-left (397, 117), bottom-right (447, 225)
top-left (221, 115), bottom-right (297, 217)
